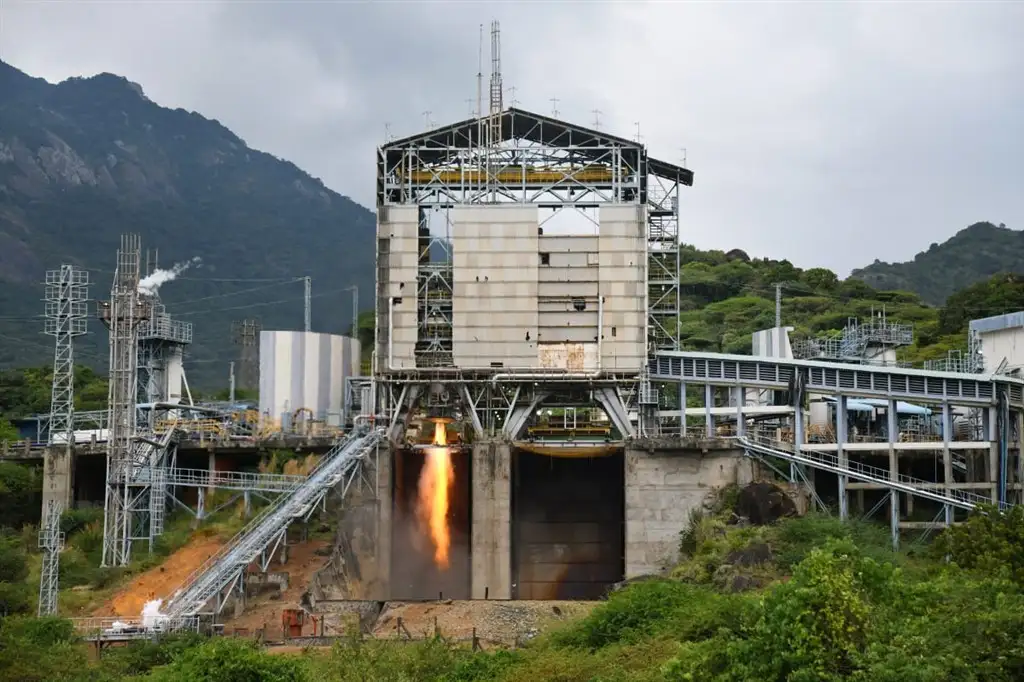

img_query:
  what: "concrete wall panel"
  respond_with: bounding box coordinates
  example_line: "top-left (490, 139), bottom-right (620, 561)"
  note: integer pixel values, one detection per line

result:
top-left (624, 447), bottom-right (754, 578)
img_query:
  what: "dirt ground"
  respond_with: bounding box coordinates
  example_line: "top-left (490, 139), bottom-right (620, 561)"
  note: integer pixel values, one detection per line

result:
top-left (92, 532), bottom-right (226, 618)
top-left (372, 600), bottom-right (600, 646)
top-left (219, 539), bottom-right (331, 639)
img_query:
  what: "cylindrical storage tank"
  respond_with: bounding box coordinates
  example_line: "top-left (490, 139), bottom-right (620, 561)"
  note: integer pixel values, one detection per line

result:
top-left (258, 331), bottom-right (362, 428)
top-left (165, 346), bottom-right (184, 405)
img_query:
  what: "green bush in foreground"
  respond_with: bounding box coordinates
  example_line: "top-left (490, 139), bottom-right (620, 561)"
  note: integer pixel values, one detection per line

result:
top-left (3, 506), bottom-right (1024, 681)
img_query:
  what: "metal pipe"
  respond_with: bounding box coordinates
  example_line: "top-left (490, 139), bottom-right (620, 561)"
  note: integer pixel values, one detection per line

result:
top-left (490, 370), bottom-right (603, 385)
top-left (598, 295), bottom-right (604, 372)
top-left (388, 297), bottom-right (395, 371)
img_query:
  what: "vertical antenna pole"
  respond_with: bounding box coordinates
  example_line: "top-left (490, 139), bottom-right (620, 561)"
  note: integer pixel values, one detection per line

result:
top-left (775, 283), bottom-right (782, 328)
top-left (476, 24), bottom-right (484, 120)
top-left (304, 276), bottom-right (311, 332)
top-left (352, 286), bottom-right (359, 344)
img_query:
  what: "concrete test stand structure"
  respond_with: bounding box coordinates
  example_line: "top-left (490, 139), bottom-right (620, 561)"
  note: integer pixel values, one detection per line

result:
top-left (372, 76), bottom-right (693, 598)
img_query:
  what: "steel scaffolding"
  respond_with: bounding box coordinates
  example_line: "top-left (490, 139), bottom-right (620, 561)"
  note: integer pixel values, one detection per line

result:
top-left (99, 234), bottom-right (156, 567)
top-left (373, 30), bottom-right (694, 441)
top-left (44, 265), bottom-right (89, 446)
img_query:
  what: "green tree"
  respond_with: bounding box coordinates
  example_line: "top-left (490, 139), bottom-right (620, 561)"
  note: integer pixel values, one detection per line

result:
top-left (146, 638), bottom-right (307, 682)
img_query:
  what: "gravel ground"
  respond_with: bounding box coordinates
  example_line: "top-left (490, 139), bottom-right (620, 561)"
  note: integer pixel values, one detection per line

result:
top-left (371, 600), bottom-right (599, 646)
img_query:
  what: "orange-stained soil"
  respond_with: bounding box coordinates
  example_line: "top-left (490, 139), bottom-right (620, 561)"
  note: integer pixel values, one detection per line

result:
top-left (92, 532), bottom-right (226, 618)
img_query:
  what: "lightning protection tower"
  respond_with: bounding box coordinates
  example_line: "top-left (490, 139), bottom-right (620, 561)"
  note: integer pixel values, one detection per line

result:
top-left (37, 500), bottom-right (65, 616)
top-left (98, 234), bottom-right (152, 567)
top-left (42, 264), bottom-right (89, 511)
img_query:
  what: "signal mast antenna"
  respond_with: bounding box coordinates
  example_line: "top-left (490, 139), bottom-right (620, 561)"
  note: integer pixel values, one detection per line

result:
top-left (487, 19), bottom-right (503, 199)
top-left (476, 23), bottom-right (484, 193)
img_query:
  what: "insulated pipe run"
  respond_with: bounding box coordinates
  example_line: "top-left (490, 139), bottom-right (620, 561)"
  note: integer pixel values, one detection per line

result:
top-left (490, 370), bottom-right (605, 385)
top-left (387, 294), bottom-right (395, 368)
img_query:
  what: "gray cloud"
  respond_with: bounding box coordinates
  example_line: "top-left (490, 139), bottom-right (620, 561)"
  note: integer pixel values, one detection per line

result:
top-left (2, 0), bottom-right (1023, 275)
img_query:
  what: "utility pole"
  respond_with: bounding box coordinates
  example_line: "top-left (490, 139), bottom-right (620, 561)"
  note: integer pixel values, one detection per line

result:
top-left (304, 276), bottom-right (311, 333)
top-left (229, 362), bottom-right (236, 403)
top-left (344, 285), bottom-right (359, 340)
top-left (774, 283), bottom-right (782, 328)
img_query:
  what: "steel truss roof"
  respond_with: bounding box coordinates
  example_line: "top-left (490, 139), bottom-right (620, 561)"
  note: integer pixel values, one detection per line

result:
top-left (380, 107), bottom-right (694, 186)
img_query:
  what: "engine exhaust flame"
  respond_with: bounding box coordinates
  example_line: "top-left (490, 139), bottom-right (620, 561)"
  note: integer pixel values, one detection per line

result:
top-left (416, 421), bottom-right (454, 569)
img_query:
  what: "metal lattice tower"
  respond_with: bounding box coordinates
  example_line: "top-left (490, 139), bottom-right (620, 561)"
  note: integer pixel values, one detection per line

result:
top-left (232, 319), bottom-right (261, 393)
top-left (37, 500), bottom-right (65, 616)
top-left (100, 234), bottom-right (151, 567)
top-left (44, 265), bottom-right (90, 446)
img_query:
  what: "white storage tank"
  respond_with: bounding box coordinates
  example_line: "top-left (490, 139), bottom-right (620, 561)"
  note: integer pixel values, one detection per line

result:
top-left (258, 331), bottom-right (361, 428)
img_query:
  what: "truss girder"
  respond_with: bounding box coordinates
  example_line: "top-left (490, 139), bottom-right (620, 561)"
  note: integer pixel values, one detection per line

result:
top-left (161, 429), bottom-right (383, 619)
top-left (594, 387), bottom-right (636, 438)
top-left (503, 391), bottom-right (552, 440)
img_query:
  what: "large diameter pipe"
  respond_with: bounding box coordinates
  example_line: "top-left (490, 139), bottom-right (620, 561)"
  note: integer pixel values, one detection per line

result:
top-left (388, 296), bottom-right (395, 371)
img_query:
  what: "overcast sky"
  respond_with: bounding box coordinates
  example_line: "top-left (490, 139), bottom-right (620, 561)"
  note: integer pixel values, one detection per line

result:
top-left (2, 0), bottom-right (1022, 276)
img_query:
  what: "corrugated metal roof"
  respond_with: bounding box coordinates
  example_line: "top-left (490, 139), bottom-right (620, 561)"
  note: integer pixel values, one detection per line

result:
top-left (970, 311), bottom-right (1024, 334)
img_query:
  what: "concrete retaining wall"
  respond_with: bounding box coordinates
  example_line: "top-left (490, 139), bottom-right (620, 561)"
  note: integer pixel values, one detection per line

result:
top-left (624, 444), bottom-right (753, 578)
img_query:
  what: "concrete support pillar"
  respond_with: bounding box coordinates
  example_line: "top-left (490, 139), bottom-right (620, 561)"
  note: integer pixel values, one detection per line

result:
top-left (41, 445), bottom-right (75, 516)
top-left (471, 441), bottom-right (511, 599)
top-left (988, 406), bottom-right (999, 503)
top-left (704, 384), bottom-right (713, 438)
top-left (1018, 410), bottom-right (1024, 504)
top-left (733, 386), bottom-right (745, 437)
top-left (792, 399), bottom-right (805, 486)
top-left (836, 395), bottom-right (848, 520)
top-left (888, 399), bottom-right (899, 550)
top-left (196, 487), bottom-right (206, 520)
top-left (207, 450), bottom-right (216, 496)
top-left (375, 444), bottom-right (392, 599)
top-left (942, 402), bottom-right (953, 526)
top-left (679, 383), bottom-right (687, 435)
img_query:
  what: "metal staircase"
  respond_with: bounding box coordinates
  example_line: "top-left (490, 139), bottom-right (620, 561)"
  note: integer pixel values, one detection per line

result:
top-left (160, 428), bottom-right (383, 619)
top-left (737, 433), bottom-right (1008, 511)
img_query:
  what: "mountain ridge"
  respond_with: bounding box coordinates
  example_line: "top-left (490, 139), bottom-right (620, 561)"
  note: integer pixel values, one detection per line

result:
top-left (0, 60), bottom-right (376, 386)
top-left (851, 221), bottom-right (1021, 305)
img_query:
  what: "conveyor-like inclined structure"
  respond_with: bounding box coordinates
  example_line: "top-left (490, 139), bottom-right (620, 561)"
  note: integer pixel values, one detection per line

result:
top-left (160, 428), bottom-right (383, 618)
top-left (738, 433), bottom-right (1009, 511)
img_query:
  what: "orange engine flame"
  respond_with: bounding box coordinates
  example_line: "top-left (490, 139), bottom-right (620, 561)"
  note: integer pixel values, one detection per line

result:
top-left (416, 421), bottom-right (454, 569)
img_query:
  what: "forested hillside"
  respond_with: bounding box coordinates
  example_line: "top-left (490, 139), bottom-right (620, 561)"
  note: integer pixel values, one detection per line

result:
top-left (673, 244), bottom-right (1024, 366)
top-left (851, 221), bottom-right (1023, 305)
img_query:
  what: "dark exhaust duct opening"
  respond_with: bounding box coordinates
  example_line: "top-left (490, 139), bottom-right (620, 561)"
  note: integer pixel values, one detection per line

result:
top-left (511, 449), bottom-right (625, 599)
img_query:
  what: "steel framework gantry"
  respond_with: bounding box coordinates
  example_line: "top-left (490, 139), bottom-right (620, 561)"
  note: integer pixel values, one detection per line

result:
top-left (373, 105), bottom-right (693, 436)
top-left (99, 234), bottom-right (156, 567)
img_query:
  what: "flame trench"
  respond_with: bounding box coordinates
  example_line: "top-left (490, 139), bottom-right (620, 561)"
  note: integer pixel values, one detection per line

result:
top-left (416, 420), bottom-right (454, 569)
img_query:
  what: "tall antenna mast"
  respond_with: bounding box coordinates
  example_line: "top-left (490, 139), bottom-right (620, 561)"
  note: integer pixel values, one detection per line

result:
top-left (476, 24), bottom-right (484, 121)
top-left (487, 19), bottom-right (503, 200)
top-left (475, 23), bottom-right (483, 192)
top-left (489, 20), bottom-right (503, 120)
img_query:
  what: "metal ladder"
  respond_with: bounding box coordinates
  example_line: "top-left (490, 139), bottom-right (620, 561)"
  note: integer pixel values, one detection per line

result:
top-left (160, 428), bottom-right (383, 619)
top-left (737, 433), bottom-right (1008, 511)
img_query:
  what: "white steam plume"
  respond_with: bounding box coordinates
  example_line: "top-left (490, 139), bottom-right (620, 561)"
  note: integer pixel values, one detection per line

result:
top-left (141, 598), bottom-right (168, 630)
top-left (138, 256), bottom-right (202, 296)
